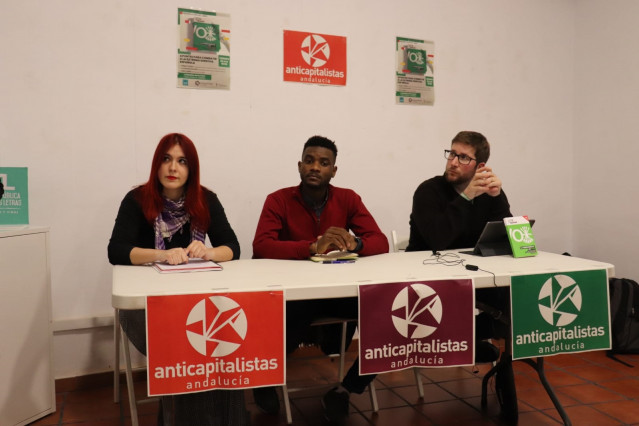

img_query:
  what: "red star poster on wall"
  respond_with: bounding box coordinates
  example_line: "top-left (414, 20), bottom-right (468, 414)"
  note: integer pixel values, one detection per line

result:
top-left (283, 30), bottom-right (347, 86)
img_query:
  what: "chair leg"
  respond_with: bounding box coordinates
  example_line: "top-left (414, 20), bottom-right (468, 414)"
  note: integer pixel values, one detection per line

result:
top-left (368, 381), bottom-right (379, 412)
top-left (338, 321), bottom-right (348, 381)
top-left (413, 367), bottom-right (424, 398)
top-left (121, 328), bottom-right (139, 426)
top-left (114, 308), bottom-right (120, 403)
top-left (282, 385), bottom-right (293, 424)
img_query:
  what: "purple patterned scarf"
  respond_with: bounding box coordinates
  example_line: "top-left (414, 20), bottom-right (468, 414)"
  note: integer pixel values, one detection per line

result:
top-left (154, 195), bottom-right (205, 250)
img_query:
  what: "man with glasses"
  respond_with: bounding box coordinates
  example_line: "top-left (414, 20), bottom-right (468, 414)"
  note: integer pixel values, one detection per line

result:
top-left (406, 131), bottom-right (518, 422)
top-left (406, 130), bottom-right (511, 252)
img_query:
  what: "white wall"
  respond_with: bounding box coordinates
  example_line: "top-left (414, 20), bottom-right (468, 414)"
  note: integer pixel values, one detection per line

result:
top-left (1, 0), bottom-right (583, 378)
top-left (573, 0), bottom-right (639, 279)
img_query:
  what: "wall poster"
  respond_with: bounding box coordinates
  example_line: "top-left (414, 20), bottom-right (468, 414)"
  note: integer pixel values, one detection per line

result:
top-left (283, 30), bottom-right (347, 86)
top-left (0, 167), bottom-right (28, 225)
top-left (395, 37), bottom-right (435, 105)
top-left (177, 8), bottom-right (231, 90)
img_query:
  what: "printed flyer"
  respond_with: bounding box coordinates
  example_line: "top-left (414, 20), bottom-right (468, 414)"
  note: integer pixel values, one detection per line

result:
top-left (177, 8), bottom-right (231, 90)
top-left (504, 216), bottom-right (537, 257)
top-left (395, 37), bottom-right (435, 105)
top-left (0, 167), bottom-right (28, 225)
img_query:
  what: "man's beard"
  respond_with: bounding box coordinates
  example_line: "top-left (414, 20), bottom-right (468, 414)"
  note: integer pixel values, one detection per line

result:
top-left (444, 170), bottom-right (472, 187)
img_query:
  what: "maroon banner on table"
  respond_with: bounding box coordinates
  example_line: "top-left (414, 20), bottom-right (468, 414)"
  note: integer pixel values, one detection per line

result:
top-left (359, 280), bottom-right (474, 375)
top-left (146, 291), bottom-right (285, 396)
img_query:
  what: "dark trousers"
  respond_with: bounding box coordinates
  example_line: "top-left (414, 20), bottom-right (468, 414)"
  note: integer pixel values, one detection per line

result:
top-left (475, 287), bottom-right (511, 340)
top-left (286, 298), bottom-right (376, 394)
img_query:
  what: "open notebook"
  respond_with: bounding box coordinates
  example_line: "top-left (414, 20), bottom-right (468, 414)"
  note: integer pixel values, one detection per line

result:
top-left (310, 251), bottom-right (358, 263)
top-left (152, 258), bottom-right (222, 273)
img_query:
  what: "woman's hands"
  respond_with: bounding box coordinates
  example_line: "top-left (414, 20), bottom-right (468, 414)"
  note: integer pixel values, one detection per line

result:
top-left (130, 242), bottom-right (234, 265)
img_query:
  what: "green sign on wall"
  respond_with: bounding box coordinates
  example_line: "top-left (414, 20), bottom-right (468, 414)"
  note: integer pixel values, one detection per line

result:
top-left (405, 48), bottom-right (427, 74)
top-left (510, 269), bottom-right (610, 360)
top-left (193, 22), bottom-right (220, 52)
top-left (0, 167), bottom-right (29, 225)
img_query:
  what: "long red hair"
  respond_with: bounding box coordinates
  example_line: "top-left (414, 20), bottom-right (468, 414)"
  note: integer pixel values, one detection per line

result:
top-left (136, 133), bottom-right (210, 231)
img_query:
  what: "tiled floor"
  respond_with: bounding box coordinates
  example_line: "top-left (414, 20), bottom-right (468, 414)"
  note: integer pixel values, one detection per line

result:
top-left (31, 345), bottom-right (639, 425)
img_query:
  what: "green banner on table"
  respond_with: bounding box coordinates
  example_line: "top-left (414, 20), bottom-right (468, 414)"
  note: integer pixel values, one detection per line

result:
top-left (510, 269), bottom-right (610, 360)
top-left (0, 167), bottom-right (29, 225)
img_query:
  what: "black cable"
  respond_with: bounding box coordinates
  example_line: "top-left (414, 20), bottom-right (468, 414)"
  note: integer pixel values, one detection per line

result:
top-left (423, 253), bottom-right (497, 287)
top-left (422, 252), bottom-right (464, 266)
top-left (477, 267), bottom-right (497, 287)
top-left (465, 263), bottom-right (498, 286)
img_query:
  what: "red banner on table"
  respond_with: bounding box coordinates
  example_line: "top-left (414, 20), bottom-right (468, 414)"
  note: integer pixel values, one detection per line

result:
top-left (283, 30), bottom-right (347, 86)
top-left (359, 280), bottom-right (475, 375)
top-left (146, 291), bottom-right (285, 396)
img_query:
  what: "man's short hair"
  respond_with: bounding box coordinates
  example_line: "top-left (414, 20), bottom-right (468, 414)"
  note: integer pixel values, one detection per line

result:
top-left (452, 131), bottom-right (490, 164)
top-left (303, 135), bottom-right (338, 161)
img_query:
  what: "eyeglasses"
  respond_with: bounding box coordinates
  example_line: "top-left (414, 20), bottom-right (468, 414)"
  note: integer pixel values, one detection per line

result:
top-left (444, 150), bottom-right (476, 165)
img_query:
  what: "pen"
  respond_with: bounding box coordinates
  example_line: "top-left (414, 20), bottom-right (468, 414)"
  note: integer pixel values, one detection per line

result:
top-left (322, 259), bottom-right (356, 264)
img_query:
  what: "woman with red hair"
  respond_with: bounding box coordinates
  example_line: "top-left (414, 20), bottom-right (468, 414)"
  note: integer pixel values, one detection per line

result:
top-left (109, 132), bottom-right (239, 265)
top-left (108, 133), bottom-right (246, 425)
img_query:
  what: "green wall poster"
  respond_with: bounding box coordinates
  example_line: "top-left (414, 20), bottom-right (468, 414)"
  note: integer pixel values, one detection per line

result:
top-left (510, 269), bottom-right (610, 360)
top-left (395, 37), bottom-right (435, 106)
top-left (0, 167), bottom-right (29, 225)
top-left (177, 8), bottom-right (231, 90)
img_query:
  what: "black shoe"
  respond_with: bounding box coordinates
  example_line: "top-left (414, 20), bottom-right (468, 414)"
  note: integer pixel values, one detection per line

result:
top-left (322, 387), bottom-right (349, 423)
top-left (253, 386), bottom-right (280, 414)
top-left (475, 341), bottom-right (499, 363)
top-left (495, 356), bottom-right (518, 424)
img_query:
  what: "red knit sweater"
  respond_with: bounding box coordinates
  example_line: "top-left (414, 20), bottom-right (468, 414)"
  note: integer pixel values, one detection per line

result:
top-left (252, 184), bottom-right (389, 259)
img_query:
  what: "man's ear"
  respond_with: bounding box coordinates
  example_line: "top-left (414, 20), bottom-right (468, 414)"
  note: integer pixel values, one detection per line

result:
top-left (332, 165), bottom-right (338, 178)
top-left (298, 161), bottom-right (303, 172)
top-left (476, 162), bottom-right (486, 169)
